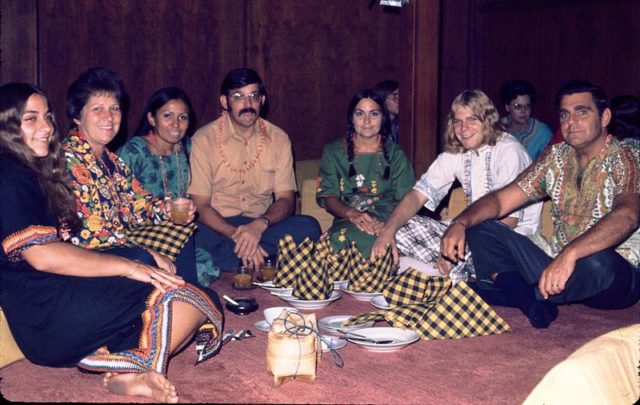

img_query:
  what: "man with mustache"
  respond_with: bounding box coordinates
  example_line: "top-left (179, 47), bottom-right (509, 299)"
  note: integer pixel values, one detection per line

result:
top-left (441, 80), bottom-right (640, 329)
top-left (189, 68), bottom-right (321, 274)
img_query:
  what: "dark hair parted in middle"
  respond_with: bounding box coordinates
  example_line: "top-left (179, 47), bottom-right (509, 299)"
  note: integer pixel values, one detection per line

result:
top-left (66, 67), bottom-right (127, 125)
top-left (346, 88), bottom-right (391, 180)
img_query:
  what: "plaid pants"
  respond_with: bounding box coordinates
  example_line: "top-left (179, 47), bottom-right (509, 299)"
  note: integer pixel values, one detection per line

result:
top-left (395, 215), bottom-right (474, 283)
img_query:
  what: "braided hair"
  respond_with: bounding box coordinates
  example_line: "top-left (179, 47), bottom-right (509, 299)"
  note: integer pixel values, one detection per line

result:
top-left (346, 89), bottom-right (391, 182)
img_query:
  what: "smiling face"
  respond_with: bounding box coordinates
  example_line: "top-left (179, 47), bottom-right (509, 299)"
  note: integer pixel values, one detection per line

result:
top-left (73, 92), bottom-right (121, 154)
top-left (352, 98), bottom-right (383, 141)
top-left (559, 92), bottom-right (611, 157)
top-left (21, 94), bottom-right (54, 157)
top-left (452, 106), bottom-right (485, 151)
top-left (148, 99), bottom-right (190, 149)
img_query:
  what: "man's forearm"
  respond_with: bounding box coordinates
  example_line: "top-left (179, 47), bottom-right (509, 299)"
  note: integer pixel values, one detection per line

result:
top-left (380, 190), bottom-right (426, 236)
top-left (196, 204), bottom-right (236, 238)
top-left (262, 195), bottom-right (294, 225)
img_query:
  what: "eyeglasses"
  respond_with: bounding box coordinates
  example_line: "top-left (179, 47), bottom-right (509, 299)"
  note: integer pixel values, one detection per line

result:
top-left (229, 91), bottom-right (261, 103)
top-left (387, 92), bottom-right (399, 102)
top-left (510, 103), bottom-right (531, 112)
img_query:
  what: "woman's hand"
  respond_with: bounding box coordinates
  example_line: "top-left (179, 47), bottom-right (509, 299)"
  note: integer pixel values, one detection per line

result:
top-left (123, 261), bottom-right (185, 293)
top-left (435, 255), bottom-right (453, 275)
top-left (146, 249), bottom-right (177, 274)
top-left (165, 197), bottom-right (197, 225)
top-left (346, 210), bottom-right (379, 235)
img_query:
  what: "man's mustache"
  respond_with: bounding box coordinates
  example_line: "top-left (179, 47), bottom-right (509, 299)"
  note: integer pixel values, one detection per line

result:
top-left (239, 108), bottom-right (257, 115)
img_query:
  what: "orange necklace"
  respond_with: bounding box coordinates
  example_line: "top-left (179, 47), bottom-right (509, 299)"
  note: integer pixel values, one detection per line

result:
top-left (216, 111), bottom-right (267, 174)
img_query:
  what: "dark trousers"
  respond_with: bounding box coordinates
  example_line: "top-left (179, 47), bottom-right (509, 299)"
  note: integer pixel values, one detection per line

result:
top-left (466, 220), bottom-right (640, 307)
top-left (194, 215), bottom-right (322, 272)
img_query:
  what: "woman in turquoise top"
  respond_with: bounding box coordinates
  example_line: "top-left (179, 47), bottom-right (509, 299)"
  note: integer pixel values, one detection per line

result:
top-left (119, 87), bottom-right (220, 285)
top-left (316, 89), bottom-right (415, 258)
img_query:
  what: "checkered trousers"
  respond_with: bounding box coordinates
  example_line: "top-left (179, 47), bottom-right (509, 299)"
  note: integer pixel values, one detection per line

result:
top-left (345, 268), bottom-right (510, 339)
top-left (395, 215), bottom-right (475, 283)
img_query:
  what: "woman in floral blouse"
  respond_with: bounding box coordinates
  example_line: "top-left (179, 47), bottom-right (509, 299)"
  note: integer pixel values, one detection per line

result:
top-left (316, 89), bottom-right (415, 258)
top-left (63, 67), bottom-right (198, 284)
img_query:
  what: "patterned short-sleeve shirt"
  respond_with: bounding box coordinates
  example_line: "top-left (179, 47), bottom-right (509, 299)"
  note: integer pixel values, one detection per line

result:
top-left (516, 138), bottom-right (640, 265)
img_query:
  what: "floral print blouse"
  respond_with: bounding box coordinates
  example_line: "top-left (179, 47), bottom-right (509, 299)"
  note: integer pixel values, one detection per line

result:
top-left (63, 130), bottom-right (167, 249)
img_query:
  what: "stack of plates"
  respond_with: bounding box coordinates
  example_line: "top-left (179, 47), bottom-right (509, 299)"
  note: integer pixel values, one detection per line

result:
top-left (318, 315), bottom-right (374, 334)
top-left (278, 290), bottom-right (341, 310)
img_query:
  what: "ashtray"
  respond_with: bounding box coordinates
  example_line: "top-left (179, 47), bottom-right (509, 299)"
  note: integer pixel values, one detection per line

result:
top-left (225, 297), bottom-right (259, 315)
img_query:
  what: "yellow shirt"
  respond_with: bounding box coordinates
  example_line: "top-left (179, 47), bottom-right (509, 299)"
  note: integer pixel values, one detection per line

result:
top-left (189, 113), bottom-right (297, 218)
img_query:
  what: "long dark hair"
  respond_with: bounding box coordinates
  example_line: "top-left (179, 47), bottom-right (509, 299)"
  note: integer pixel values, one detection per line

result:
top-left (133, 87), bottom-right (196, 159)
top-left (346, 89), bottom-right (391, 180)
top-left (0, 82), bottom-right (80, 230)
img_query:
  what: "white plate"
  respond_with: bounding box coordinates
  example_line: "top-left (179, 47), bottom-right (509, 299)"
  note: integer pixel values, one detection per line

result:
top-left (333, 280), bottom-right (349, 290)
top-left (371, 295), bottom-right (390, 309)
top-left (318, 315), bottom-right (375, 333)
top-left (347, 327), bottom-right (420, 353)
top-left (254, 320), bottom-right (271, 332)
top-left (278, 291), bottom-right (341, 310)
top-left (342, 289), bottom-right (383, 302)
top-left (255, 280), bottom-right (293, 295)
top-left (320, 335), bottom-right (347, 352)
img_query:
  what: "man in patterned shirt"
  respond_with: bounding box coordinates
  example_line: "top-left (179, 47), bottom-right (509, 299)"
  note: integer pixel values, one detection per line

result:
top-left (441, 80), bottom-right (640, 328)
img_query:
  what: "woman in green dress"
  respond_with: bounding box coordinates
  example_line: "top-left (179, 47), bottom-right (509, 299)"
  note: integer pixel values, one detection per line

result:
top-left (316, 89), bottom-right (415, 257)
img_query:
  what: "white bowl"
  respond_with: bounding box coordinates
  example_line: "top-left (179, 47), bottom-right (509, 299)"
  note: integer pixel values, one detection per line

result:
top-left (333, 279), bottom-right (349, 290)
top-left (278, 291), bottom-right (341, 310)
top-left (342, 289), bottom-right (383, 302)
top-left (263, 306), bottom-right (299, 325)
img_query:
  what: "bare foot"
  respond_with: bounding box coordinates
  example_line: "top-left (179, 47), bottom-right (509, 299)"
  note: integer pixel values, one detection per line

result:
top-left (105, 371), bottom-right (179, 403)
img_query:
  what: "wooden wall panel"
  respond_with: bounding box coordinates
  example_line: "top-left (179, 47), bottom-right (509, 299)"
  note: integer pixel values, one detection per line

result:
top-left (37, 0), bottom-right (246, 144)
top-left (0, 0), bottom-right (37, 84)
top-left (441, 0), bottom-right (640, 134)
top-left (246, 1), bottom-right (402, 161)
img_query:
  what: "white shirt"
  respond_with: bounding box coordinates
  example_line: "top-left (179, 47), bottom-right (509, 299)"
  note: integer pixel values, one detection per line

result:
top-left (414, 133), bottom-right (542, 235)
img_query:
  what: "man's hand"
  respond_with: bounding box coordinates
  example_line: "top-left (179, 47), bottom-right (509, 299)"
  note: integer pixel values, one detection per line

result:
top-left (232, 220), bottom-right (268, 271)
top-left (371, 229), bottom-right (399, 263)
top-left (440, 221), bottom-right (467, 263)
top-left (538, 250), bottom-right (577, 299)
top-left (435, 255), bottom-right (453, 275)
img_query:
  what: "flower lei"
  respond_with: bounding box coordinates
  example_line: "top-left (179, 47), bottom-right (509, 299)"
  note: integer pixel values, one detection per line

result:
top-left (216, 111), bottom-right (267, 174)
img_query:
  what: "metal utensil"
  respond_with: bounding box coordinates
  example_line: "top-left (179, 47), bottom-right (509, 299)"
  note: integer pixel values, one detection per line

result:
top-left (337, 329), bottom-right (396, 344)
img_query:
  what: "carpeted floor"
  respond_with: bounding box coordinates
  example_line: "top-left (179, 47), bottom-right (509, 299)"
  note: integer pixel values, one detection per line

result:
top-left (1, 274), bottom-right (639, 404)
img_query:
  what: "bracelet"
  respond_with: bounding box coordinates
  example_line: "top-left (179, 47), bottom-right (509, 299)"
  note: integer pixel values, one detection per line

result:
top-left (259, 215), bottom-right (271, 227)
top-left (450, 218), bottom-right (468, 229)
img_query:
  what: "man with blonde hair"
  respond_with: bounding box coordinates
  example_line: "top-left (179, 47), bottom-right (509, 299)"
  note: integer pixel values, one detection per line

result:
top-left (372, 90), bottom-right (542, 283)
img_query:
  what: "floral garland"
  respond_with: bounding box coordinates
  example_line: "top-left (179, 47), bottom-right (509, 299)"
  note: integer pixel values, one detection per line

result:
top-left (216, 111), bottom-right (267, 174)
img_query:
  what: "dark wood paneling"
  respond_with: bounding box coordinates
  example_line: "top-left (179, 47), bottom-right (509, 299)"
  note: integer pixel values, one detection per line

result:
top-left (441, 0), bottom-right (640, 133)
top-left (0, 0), bottom-right (37, 84)
top-left (401, 0), bottom-right (440, 176)
top-left (246, 0), bottom-right (402, 161)
top-left (37, 0), bottom-right (246, 142)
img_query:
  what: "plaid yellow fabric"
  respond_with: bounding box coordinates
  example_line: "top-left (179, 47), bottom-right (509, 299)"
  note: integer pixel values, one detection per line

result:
top-left (273, 236), bottom-right (315, 288)
top-left (345, 268), bottom-right (511, 339)
top-left (126, 222), bottom-right (196, 261)
top-left (322, 240), bottom-right (350, 283)
top-left (347, 244), bottom-right (394, 293)
top-left (293, 249), bottom-right (334, 300)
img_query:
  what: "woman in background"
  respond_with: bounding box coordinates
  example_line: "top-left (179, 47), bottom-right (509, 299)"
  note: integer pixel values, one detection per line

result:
top-left (119, 87), bottom-right (219, 286)
top-left (0, 82), bottom-right (223, 403)
top-left (316, 88), bottom-right (414, 258)
top-left (373, 80), bottom-right (399, 143)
